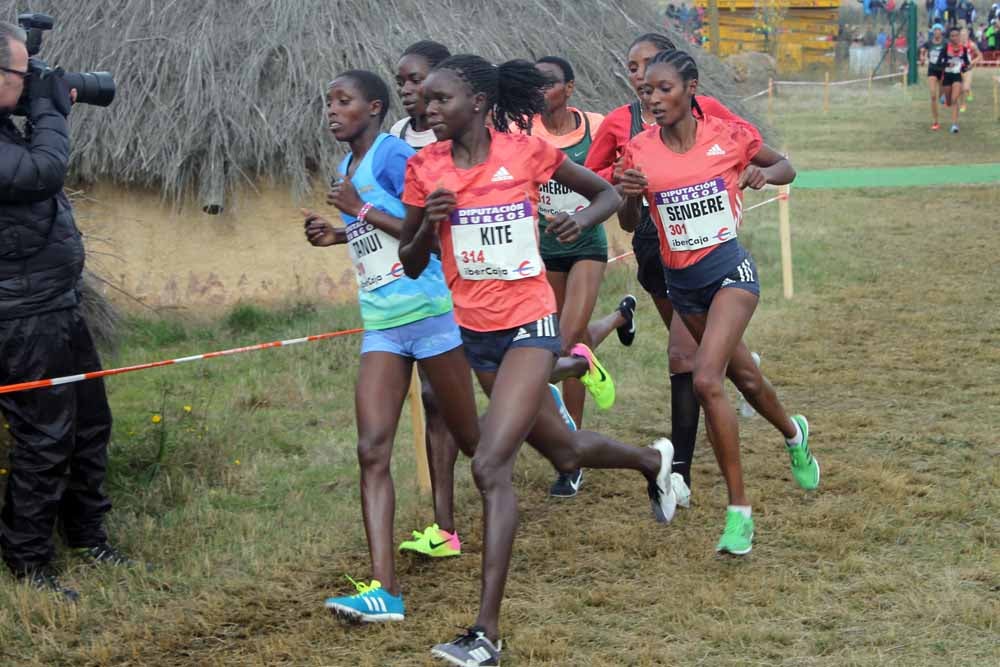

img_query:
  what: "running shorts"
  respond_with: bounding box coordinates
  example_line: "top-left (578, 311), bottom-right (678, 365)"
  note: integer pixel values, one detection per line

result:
top-left (941, 72), bottom-right (962, 87)
top-left (667, 254), bottom-right (760, 315)
top-left (460, 314), bottom-right (562, 373)
top-left (542, 254), bottom-right (607, 273)
top-left (361, 311), bottom-right (462, 360)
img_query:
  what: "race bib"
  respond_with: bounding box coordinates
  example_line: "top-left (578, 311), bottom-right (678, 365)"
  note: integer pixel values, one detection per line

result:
top-left (449, 200), bottom-right (543, 281)
top-left (945, 54), bottom-right (963, 73)
top-left (538, 179), bottom-right (589, 219)
top-left (346, 220), bottom-right (405, 292)
top-left (654, 178), bottom-right (738, 252)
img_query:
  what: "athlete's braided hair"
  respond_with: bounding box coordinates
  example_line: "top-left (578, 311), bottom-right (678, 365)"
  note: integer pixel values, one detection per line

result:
top-left (536, 55), bottom-right (575, 83)
top-left (334, 69), bottom-right (391, 122)
top-left (433, 54), bottom-right (547, 132)
top-left (628, 32), bottom-right (677, 55)
top-left (648, 48), bottom-right (703, 118)
top-left (402, 40), bottom-right (451, 68)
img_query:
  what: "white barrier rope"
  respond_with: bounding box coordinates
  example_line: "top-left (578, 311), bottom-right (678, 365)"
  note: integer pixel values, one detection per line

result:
top-left (741, 70), bottom-right (906, 101)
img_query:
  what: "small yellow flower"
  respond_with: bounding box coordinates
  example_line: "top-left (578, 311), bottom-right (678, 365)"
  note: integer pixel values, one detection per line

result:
top-left (0, 468), bottom-right (8, 476)
top-left (234, 459), bottom-right (241, 466)
top-left (151, 414), bottom-right (162, 424)
top-left (183, 405), bottom-right (192, 413)
top-left (3, 423), bottom-right (8, 429)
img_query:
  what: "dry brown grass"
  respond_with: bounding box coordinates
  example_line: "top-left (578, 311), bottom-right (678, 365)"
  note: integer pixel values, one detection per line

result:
top-left (0, 86), bottom-right (998, 666)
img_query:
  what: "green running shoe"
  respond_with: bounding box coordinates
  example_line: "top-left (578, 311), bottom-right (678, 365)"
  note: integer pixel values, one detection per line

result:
top-left (398, 523), bottom-right (461, 558)
top-left (786, 414), bottom-right (820, 490)
top-left (716, 508), bottom-right (754, 556)
top-left (569, 343), bottom-right (615, 410)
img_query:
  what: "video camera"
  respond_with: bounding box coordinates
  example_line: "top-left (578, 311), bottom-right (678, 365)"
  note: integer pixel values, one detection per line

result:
top-left (14, 12), bottom-right (115, 115)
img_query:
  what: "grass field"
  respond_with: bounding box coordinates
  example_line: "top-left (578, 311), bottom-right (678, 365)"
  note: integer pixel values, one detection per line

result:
top-left (0, 82), bottom-right (998, 666)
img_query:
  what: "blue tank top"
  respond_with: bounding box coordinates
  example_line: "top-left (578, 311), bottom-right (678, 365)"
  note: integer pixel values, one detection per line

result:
top-left (339, 133), bottom-right (452, 330)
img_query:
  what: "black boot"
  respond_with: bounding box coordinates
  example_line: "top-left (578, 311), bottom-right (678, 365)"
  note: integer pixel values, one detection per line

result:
top-left (16, 567), bottom-right (80, 602)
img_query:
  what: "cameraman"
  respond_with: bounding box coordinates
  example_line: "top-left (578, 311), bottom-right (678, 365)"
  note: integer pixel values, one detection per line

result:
top-left (0, 22), bottom-right (129, 601)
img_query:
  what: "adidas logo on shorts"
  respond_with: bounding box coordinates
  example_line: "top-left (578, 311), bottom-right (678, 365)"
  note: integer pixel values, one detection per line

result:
top-left (490, 166), bottom-right (514, 182)
top-left (706, 143), bottom-right (726, 157)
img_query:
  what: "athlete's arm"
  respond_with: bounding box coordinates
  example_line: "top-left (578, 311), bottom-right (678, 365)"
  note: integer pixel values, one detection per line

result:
top-left (300, 208), bottom-right (347, 247)
top-left (399, 189), bottom-right (455, 278)
top-left (327, 179), bottom-right (406, 238)
top-left (617, 168), bottom-right (648, 233)
top-left (545, 160), bottom-right (622, 243)
top-left (583, 111), bottom-right (626, 182)
top-left (739, 144), bottom-right (795, 190)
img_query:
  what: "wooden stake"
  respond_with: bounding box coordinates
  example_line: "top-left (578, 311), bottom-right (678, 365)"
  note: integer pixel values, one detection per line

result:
top-left (994, 76), bottom-right (999, 121)
top-left (767, 78), bottom-right (774, 118)
top-left (708, 0), bottom-right (720, 57)
top-left (778, 184), bottom-right (793, 299)
top-left (408, 364), bottom-right (431, 495)
top-left (823, 72), bottom-right (830, 114)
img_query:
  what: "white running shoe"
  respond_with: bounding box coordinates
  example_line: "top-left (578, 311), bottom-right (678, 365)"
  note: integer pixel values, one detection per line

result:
top-left (648, 439), bottom-right (677, 523)
top-left (671, 472), bottom-right (691, 509)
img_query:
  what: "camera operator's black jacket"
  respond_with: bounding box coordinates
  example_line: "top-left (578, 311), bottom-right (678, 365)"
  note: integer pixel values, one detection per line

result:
top-left (0, 95), bottom-right (84, 321)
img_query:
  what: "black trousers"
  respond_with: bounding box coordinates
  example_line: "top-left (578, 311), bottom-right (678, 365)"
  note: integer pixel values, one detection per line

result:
top-left (0, 307), bottom-right (112, 572)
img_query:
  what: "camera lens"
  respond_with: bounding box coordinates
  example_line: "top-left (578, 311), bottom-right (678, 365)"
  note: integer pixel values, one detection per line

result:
top-left (61, 71), bottom-right (115, 107)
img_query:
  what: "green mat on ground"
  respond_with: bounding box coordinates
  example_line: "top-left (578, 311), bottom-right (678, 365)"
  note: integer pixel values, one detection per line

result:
top-left (794, 163), bottom-right (1000, 189)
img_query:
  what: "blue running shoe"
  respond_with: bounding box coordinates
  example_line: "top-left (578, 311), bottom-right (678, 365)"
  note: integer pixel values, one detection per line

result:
top-left (548, 383), bottom-right (583, 497)
top-left (549, 383), bottom-right (577, 431)
top-left (325, 577), bottom-right (404, 622)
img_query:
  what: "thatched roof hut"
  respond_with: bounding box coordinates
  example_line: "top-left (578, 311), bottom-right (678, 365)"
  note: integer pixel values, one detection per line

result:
top-left (5, 0), bottom-right (759, 204)
top-left (1, 0), bottom-right (762, 309)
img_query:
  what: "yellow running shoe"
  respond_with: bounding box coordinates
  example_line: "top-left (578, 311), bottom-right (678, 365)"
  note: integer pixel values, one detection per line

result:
top-left (398, 523), bottom-right (461, 557)
top-left (569, 343), bottom-right (615, 409)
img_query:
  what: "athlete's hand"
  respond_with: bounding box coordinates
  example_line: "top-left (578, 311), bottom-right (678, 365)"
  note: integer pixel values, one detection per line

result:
top-left (738, 165), bottom-right (768, 190)
top-left (611, 157), bottom-right (626, 183)
top-left (327, 179), bottom-right (364, 217)
top-left (301, 208), bottom-right (346, 247)
top-left (619, 168), bottom-right (648, 197)
top-left (424, 188), bottom-right (457, 227)
top-left (546, 211), bottom-right (584, 244)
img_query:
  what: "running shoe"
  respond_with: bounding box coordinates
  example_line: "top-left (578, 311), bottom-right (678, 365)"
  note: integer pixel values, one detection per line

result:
top-left (550, 468), bottom-right (584, 497)
top-left (399, 523), bottom-right (462, 557)
top-left (325, 577), bottom-right (404, 622)
top-left (570, 343), bottom-right (615, 410)
top-left (72, 543), bottom-right (139, 568)
top-left (931, 123), bottom-right (941, 131)
top-left (431, 626), bottom-right (502, 666)
top-left (950, 124), bottom-right (959, 133)
top-left (967, 91), bottom-right (974, 102)
top-left (648, 439), bottom-right (677, 523)
top-left (786, 414), bottom-right (820, 490)
top-left (616, 294), bottom-right (637, 346)
top-left (16, 567), bottom-right (79, 602)
top-left (716, 508), bottom-right (754, 556)
top-left (671, 472), bottom-right (691, 509)
top-left (939, 94), bottom-right (946, 104)
top-left (959, 104), bottom-right (967, 113)
top-left (548, 383), bottom-right (577, 431)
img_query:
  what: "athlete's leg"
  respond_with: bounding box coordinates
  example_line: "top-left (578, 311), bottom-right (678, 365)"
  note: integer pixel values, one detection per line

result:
top-left (354, 352), bottom-right (412, 596)
top-left (586, 308), bottom-right (626, 349)
top-left (417, 347), bottom-right (481, 457)
top-left (679, 289), bottom-right (759, 507)
top-left (557, 259), bottom-right (606, 426)
top-left (418, 367), bottom-right (460, 533)
top-left (725, 342), bottom-right (796, 440)
top-left (467, 348), bottom-right (553, 642)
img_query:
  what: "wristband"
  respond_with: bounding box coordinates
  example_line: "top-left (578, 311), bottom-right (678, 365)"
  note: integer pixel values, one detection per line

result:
top-left (357, 202), bottom-right (373, 223)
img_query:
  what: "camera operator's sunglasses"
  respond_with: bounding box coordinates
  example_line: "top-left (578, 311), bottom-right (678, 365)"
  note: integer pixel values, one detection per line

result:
top-left (0, 67), bottom-right (28, 79)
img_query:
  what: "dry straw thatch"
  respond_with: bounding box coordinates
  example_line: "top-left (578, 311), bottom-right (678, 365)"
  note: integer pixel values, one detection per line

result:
top-left (2, 0), bottom-right (763, 208)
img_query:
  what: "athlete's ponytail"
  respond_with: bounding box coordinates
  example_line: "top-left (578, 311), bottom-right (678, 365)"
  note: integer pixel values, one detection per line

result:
top-left (433, 55), bottom-right (546, 133)
top-left (495, 59), bottom-right (547, 132)
top-left (648, 49), bottom-right (703, 117)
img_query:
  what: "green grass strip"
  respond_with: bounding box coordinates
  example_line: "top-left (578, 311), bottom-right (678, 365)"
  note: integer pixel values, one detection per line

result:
top-left (794, 162), bottom-right (1000, 189)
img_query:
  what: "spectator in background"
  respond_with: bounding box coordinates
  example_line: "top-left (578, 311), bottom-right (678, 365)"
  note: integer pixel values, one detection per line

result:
top-left (957, 0), bottom-right (975, 26)
top-left (945, 0), bottom-right (958, 27)
top-left (935, 0), bottom-right (948, 26)
top-left (926, 0), bottom-right (936, 27)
